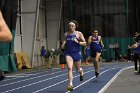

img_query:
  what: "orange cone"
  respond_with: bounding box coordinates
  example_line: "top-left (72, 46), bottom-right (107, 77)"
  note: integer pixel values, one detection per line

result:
top-left (85, 62), bottom-right (89, 65)
top-left (61, 64), bottom-right (65, 69)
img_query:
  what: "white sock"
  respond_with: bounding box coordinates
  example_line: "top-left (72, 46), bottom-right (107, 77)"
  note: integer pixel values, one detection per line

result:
top-left (69, 83), bottom-right (73, 87)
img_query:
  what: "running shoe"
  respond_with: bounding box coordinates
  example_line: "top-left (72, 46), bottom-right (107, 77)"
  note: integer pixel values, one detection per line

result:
top-left (134, 70), bottom-right (138, 74)
top-left (67, 85), bottom-right (73, 91)
top-left (80, 75), bottom-right (84, 81)
top-left (80, 69), bottom-right (84, 81)
top-left (135, 72), bottom-right (140, 75)
top-left (95, 72), bottom-right (99, 78)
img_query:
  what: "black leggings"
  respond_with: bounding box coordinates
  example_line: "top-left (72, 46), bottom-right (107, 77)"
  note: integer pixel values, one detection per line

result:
top-left (0, 70), bottom-right (3, 76)
top-left (133, 53), bottom-right (140, 72)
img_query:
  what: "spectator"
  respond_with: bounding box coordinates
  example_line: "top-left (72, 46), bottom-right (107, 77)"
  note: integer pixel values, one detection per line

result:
top-left (113, 46), bottom-right (120, 61)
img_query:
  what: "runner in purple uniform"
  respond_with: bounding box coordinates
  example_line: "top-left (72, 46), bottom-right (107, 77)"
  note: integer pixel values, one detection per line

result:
top-left (88, 30), bottom-right (104, 78)
top-left (61, 20), bottom-right (86, 91)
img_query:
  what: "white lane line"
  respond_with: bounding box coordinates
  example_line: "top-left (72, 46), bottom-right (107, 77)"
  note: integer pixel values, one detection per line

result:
top-left (98, 66), bottom-right (134, 93)
top-left (3, 69), bottom-right (58, 82)
top-left (0, 70), bottom-right (67, 87)
top-left (0, 68), bottom-right (92, 87)
top-left (6, 76), bottom-right (27, 78)
top-left (32, 67), bottom-right (114, 93)
top-left (1, 68), bottom-right (94, 93)
top-left (6, 74), bottom-right (37, 78)
top-left (28, 66), bottom-right (122, 93)
top-left (1, 65), bottom-right (129, 93)
top-left (1, 73), bottom-right (68, 93)
top-left (1, 67), bottom-right (93, 87)
top-left (65, 67), bottom-right (119, 93)
top-left (32, 69), bottom-right (96, 93)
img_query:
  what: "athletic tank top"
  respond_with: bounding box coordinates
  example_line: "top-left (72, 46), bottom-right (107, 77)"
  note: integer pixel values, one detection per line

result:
top-left (90, 36), bottom-right (102, 52)
top-left (65, 31), bottom-right (80, 53)
top-left (134, 43), bottom-right (140, 53)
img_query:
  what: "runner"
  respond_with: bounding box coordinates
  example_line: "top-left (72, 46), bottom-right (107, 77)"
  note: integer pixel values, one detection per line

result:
top-left (61, 20), bottom-right (86, 91)
top-left (88, 30), bottom-right (104, 78)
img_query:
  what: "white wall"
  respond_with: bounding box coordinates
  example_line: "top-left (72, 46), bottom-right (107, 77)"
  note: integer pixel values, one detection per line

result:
top-left (46, 0), bottom-right (61, 50)
top-left (15, 0), bottom-right (39, 67)
top-left (14, 16), bottom-right (22, 52)
top-left (15, 0), bottom-right (62, 67)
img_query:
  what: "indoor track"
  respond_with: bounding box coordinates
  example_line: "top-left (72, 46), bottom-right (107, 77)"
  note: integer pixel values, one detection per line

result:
top-left (0, 62), bottom-right (133, 93)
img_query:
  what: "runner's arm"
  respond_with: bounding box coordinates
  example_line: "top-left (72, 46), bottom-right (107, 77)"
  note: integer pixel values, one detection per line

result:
top-left (0, 11), bottom-right (12, 42)
top-left (61, 32), bottom-right (67, 49)
top-left (88, 36), bottom-right (92, 45)
top-left (79, 32), bottom-right (86, 46)
top-left (128, 44), bottom-right (138, 49)
top-left (99, 36), bottom-right (104, 48)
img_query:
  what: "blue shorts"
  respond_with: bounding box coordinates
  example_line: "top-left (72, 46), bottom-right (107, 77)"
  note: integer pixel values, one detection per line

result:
top-left (64, 51), bottom-right (81, 62)
top-left (86, 54), bottom-right (90, 57)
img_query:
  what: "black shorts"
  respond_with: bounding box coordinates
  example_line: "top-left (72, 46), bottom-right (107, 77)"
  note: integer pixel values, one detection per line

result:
top-left (133, 53), bottom-right (140, 61)
top-left (91, 51), bottom-right (101, 58)
top-left (91, 53), bottom-right (96, 58)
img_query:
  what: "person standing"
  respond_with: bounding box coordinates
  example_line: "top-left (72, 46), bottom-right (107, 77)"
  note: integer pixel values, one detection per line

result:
top-left (113, 46), bottom-right (120, 61)
top-left (88, 30), bottom-right (104, 78)
top-left (0, 10), bottom-right (12, 81)
top-left (40, 46), bottom-right (47, 66)
top-left (61, 20), bottom-right (86, 91)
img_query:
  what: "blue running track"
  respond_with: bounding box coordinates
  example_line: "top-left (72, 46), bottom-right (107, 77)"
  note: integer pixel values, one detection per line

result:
top-left (0, 62), bottom-right (133, 93)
